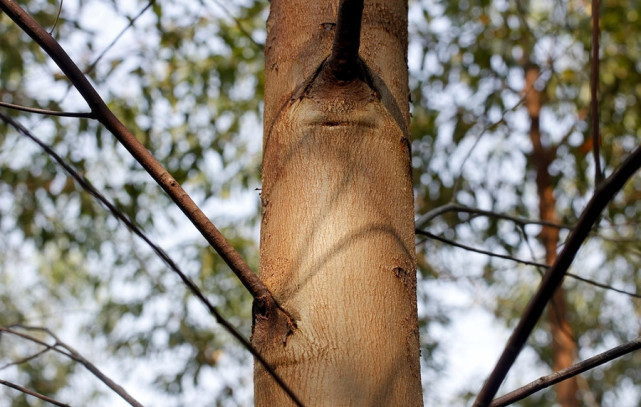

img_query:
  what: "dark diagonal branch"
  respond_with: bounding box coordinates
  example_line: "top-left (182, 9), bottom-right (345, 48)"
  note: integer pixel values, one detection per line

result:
top-left (0, 113), bottom-right (303, 407)
top-left (591, 0), bottom-right (603, 184)
top-left (328, 0), bottom-right (363, 80)
top-left (1, 325), bottom-right (142, 407)
top-left (0, 379), bottom-right (70, 407)
top-left (0, 0), bottom-right (273, 307)
top-left (474, 141), bottom-right (641, 406)
top-left (0, 101), bottom-right (94, 118)
top-left (491, 337), bottom-right (641, 406)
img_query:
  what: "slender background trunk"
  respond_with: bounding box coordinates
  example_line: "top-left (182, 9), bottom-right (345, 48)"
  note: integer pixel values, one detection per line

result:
top-left (252, 0), bottom-right (423, 405)
top-left (525, 65), bottom-right (579, 407)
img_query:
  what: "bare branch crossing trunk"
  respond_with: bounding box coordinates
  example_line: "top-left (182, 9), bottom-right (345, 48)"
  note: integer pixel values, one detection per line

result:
top-left (252, 0), bottom-right (423, 405)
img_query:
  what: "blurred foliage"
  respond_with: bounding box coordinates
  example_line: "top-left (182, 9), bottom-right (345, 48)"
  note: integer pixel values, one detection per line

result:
top-left (411, 0), bottom-right (641, 405)
top-left (2, 0), bottom-right (641, 406)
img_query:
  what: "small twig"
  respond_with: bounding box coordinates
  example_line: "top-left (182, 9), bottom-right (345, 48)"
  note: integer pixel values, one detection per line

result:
top-left (1, 325), bottom-right (143, 407)
top-left (590, 0), bottom-right (603, 184)
top-left (328, 0), bottom-right (364, 80)
top-left (0, 113), bottom-right (303, 407)
top-left (491, 337), bottom-right (641, 406)
top-left (201, 0), bottom-right (263, 49)
top-left (0, 378), bottom-right (70, 407)
top-left (416, 203), bottom-right (572, 231)
top-left (48, 0), bottom-right (63, 35)
top-left (474, 139), bottom-right (641, 406)
top-left (0, 346), bottom-right (52, 370)
top-left (416, 228), bottom-right (641, 299)
top-left (84, 0), bottom-right (154, 75)
top-left (416, 229), bottom-right (548, 268)
top-left (566, 272), bottom-right (641, 299)
top-left (0, 101), bottom-right (94, 118)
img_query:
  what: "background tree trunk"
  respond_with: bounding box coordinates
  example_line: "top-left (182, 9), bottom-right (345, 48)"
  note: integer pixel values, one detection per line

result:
top-left (525, 65), bottom-right (579, 407)
top-left (252, 0), bottom-right (423, 405)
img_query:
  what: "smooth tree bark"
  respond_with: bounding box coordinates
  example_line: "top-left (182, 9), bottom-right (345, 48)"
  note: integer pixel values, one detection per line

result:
top-left (252, 0), bottom-right (423, 405)
top-left (525, 65), bottom-right (579, 407)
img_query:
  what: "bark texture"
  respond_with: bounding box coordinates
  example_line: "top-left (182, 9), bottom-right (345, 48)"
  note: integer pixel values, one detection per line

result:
top-left (253, 0), bottom-right (422, 405)
top-left (525, 65), bottom-right (579, 407)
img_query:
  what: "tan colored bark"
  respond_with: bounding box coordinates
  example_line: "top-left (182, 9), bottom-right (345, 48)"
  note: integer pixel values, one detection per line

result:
top-left (525, 66), bottom-right (579, 407)
top-left (253, 1), bottom-right (422, 405)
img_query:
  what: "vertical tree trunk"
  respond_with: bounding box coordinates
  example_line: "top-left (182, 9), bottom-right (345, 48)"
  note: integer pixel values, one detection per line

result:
top-left (525, 65), bottom-right (579, 407)
top-left (252, 0), bottom-right (423, 405)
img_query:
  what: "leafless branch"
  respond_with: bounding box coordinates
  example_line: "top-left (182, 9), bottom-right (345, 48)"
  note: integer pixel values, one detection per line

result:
top-left (0, 346), bottom-right (52, 370)
top-left (0, 113), bottom-right (303, 407)
top-left (491, 337), bottom-right (641, 406)
top-left (416, 203), bottom-right (572, 231)
top-left (416, 229), bottom-right (548, 268)
top-left (84, 0), bottom-right (155, 75)
top-left (328, 0), bottom-right (363, 80)
top-left (0, 0), bottom-right (276, 312)
top-left (0, 101), bottom-right (94, 118)
top-left (474, 140), bottom-right (641, 405)
top-left (1, 325), bottom-right (142, 407)
top-left (566, 272), bottom-right (641, 299)
top-left (590, 0), bottom-right (603, 184)
top-left (201, 0), bottom-right (263, 49)
top-left (0, 378), bottom-right (70, 407)
top-left (48, 0), bottom-right (63, 35)
top-left (417, 228), bottom-right (641, 299)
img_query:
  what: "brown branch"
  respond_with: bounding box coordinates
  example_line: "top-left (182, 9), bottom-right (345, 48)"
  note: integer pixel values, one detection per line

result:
top-left (328, 0), bottom-right (363, 80)
top-left (0, 113), bottom-right (303, 407)
top-left (0, 101), bottom-right (95, 118)
top-left (591, 0), bottom-right (603, 184)
top-left (0, 0), bottom-right (272, 307)
top-left (491, 337), bottom-right (641, 406)
top-left (0, 379), bottom-right (70, 407)
top-left (1, 325), bottom-right (143, 407)
top-left (473, 140), bottom-right (641, 406)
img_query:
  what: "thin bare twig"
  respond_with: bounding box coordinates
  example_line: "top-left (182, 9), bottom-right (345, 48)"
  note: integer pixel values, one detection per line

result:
top-left (0, 346), bottom-right (52, 370)
top-left (491, 337), bottom-right (641, 406)
top-left (1, 325), bottom-right (142, 407)
top-left (48, 0), bottom-right (63, 35)
top-left (416, 203), bottom-right (572, 231)
top-left (201, 0), bottom-right (263, 49)
top-left (84, 0), bottom-right (154, 75)
top-left (0, 378), bottom-right (70, 407)
top-left (591, 0), bottom-right (603, 184)
top-left (474, 139), bottom-right (641, 405)
top-left (0, 113), bottom-right (303, 407)
top-left (416, 228), bottom-right (641, 299)
top-left (416, 229), bottom-right (548, 268)
top-left (0, 101), bottom-right (94, 118)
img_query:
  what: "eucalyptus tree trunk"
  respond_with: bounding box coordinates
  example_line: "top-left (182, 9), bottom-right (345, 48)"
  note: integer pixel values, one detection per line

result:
top-left (525, 65), bottom-right (579, 407)
top-left (252, 0), bottom-right (423, 405)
